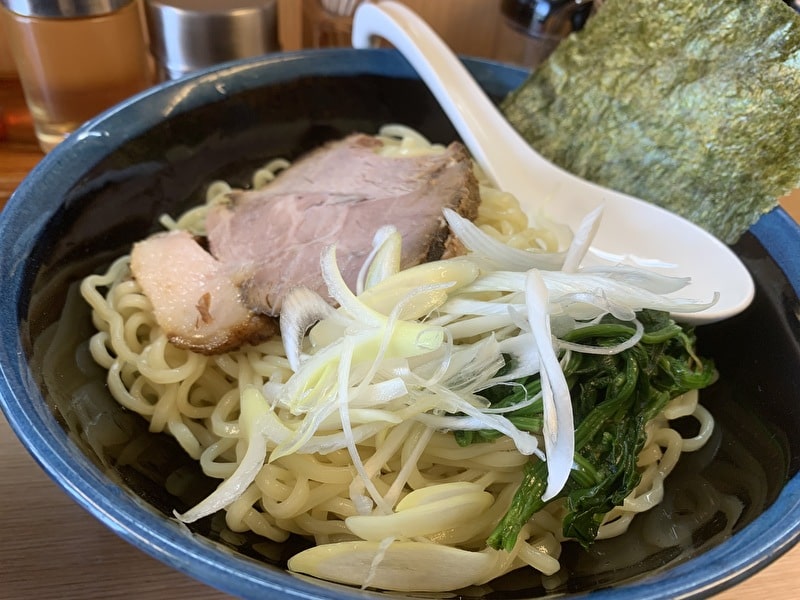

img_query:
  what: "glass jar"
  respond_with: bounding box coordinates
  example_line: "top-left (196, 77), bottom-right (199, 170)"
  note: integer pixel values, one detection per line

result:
top-left (0, 0), bottom-right (153, 152)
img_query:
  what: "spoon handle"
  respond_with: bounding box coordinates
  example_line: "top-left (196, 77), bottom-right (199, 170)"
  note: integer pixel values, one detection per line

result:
top-left (351, 0), bottom-right (554, 204)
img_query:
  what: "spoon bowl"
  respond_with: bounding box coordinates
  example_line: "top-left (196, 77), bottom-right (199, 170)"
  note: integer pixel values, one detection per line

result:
top-left (351, 1), bottom-right (754, 324)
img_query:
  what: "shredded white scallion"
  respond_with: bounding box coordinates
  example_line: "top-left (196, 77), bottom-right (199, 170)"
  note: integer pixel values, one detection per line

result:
top-left (525, 270), bottom-right (574, 501)
top-left (177, 201), bottom-right (718, 540)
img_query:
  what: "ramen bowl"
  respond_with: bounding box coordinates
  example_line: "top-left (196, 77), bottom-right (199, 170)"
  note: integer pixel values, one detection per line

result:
top-left (0, 49), bottom-right (799, 599)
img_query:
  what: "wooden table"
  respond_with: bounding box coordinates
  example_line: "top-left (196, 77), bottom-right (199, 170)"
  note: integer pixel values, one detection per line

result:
top-left (1, 78), bottom-right (799, 600)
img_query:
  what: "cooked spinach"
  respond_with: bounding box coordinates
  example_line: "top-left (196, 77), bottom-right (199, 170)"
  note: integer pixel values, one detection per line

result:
top-left (457, 310), bottom-right (716, 551)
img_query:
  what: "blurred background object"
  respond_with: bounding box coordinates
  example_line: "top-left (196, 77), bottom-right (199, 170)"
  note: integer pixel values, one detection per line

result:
top-left (305, 0), bottom-right (365, 47)
top-left (495, 0), bottom-right (594, 67)
top-left (145, 0), bottom-right (279, 81)
top-left (2, 0), bottom-right (797, 150)
top-left (0, 33), bottom-right (10, 140)
top-left (0, 25), bottom-right (15, 77)
top-left (278, 0), bottom-right (597, 67)
top-left (0, 0), bottom-right (153, 152)
top-left (279, 0), bottom-right (508, 59)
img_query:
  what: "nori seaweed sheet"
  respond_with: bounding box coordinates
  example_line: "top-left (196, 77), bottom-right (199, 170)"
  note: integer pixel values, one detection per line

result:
top-left (501, 0), bottom-right (800, 244)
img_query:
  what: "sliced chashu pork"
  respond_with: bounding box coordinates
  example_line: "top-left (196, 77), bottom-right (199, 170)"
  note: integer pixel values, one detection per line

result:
top-left (130, 230), bottom-right (277, 354)
top-left (206, 134), bottom-right (480, 315)
top-left (131, 133), bottom-right (480, 354)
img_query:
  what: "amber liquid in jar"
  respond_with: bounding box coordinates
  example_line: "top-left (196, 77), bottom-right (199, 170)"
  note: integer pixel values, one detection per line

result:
top-left (1, 1), bottom-right (152, 152)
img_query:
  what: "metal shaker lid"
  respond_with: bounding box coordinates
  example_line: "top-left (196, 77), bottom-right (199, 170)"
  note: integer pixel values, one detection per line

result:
top-left (145, 0), bottom-right (278, 79)
top-left (0, 0), bottom-right (134, 18)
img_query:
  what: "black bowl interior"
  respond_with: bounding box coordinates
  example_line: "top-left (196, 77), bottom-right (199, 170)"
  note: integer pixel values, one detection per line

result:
top-left (15, 63), bottom-right (800, 598)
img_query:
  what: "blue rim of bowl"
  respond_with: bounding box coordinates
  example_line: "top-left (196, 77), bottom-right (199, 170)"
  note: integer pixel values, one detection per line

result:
top-left (0, 48), bottom-right (799, 600)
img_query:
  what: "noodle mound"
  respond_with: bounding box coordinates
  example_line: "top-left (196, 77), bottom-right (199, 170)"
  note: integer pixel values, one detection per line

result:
top-left (81, 126), bottom-right (716, 592)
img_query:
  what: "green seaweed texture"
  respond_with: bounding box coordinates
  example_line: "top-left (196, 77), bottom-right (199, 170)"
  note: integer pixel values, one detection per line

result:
top-left (502, 0), bottom-right (800, 243)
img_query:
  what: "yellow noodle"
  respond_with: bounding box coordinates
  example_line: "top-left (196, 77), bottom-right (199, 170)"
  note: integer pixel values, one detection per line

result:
top-left (200, 437), bottom-right (238, 479)
top-left (79, 125), bottom-right (717, 591)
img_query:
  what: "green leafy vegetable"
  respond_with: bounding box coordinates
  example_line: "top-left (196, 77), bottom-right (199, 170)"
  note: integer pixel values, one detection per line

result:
top-left (468, 310), bottom-right (716, 552)
top-left (501, 0), bottom-right (800, 244)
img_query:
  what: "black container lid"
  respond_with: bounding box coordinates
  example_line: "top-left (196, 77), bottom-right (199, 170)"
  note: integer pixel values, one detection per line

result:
top-left (501, 0), bottom-right (593, 40)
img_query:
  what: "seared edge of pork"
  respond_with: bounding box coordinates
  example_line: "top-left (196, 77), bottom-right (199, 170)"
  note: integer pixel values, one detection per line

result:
top-left (131, 132), bottom-right (482, 355)
top-left (130, 230), bottom-right (277, 355)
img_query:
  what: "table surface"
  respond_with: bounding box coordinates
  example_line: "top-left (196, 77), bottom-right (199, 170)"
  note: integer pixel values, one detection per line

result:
top-left (1, 77), bottom-right (799, 600)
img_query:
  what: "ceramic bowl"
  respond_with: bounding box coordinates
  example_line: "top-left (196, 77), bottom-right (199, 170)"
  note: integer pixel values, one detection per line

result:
top-left (1, 49), bottom-right (799, 599)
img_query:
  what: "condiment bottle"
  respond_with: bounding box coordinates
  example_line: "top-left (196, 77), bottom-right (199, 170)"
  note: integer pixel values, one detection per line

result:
top-left (0, 0), bottom-right (153, 152)
top-left (494, 0), bottom-right (595, 68)
top-left (144, 0), bottom-right (278, 81)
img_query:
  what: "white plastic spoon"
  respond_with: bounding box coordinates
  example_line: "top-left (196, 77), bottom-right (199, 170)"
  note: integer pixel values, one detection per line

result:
top-left (351, 1), bottom-right (754, 324)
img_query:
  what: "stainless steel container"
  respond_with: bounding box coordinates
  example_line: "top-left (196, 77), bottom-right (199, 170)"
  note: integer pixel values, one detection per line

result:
top-left (145, 0), bottom-right (279, 81)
